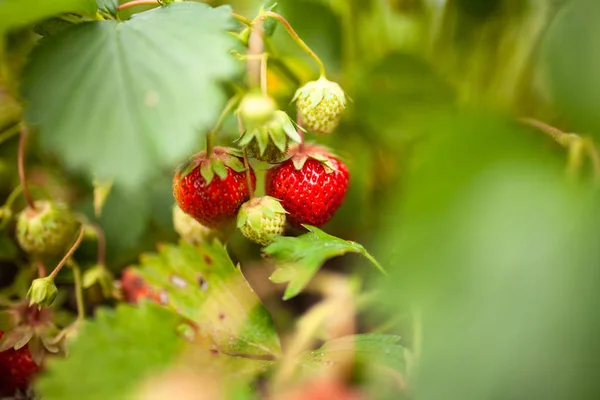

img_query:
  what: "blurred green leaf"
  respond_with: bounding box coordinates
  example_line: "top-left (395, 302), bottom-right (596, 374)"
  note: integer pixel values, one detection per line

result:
top-left (22, 3), bottom-right (241, 190)
top-left (0, 234), bottom-right (17, 261)
top-left (377, 112), bottom-right (600, 399)
top-left (265, 225), bottom-right (384, 300)
top-left (0, 0), bottom-right (96, 33)
top-left (129, 240), bottom-right (281, 358)
top-left (544, 0), bottom-right (600, 136)
top-left (36, 302), bottom-right (186, 400)
top-left (96, 0), bottom-right (117, 16)
top-left (354, 52), bottom-right (455, 142)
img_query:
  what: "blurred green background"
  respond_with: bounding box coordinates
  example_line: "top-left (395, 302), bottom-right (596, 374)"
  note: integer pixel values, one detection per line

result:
top-left (3, 0), bottom-right (600, 398)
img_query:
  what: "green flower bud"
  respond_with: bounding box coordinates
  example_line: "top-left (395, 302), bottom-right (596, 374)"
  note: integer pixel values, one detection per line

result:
top-left (27, 276), bottom-right (58, 310)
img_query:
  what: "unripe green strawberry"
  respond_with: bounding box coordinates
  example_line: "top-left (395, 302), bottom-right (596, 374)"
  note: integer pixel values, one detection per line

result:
top-left (172, 205), bottom-right (214, 245)
top-left (16, 200), bottom-right (79, 256)
top-left (237, 196), bottom-right (287, 246)
top-left (294, 77), bottom-right (346, 135)
top-left (239, 111), bottom-right (302, 163)
top-left (238, 92), bottom-right (277, 130)
top-left (27, 276), bottom-right (58, 309)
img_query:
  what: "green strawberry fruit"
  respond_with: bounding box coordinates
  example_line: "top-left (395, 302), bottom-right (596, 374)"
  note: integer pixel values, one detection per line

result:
top-left (172, 205), bottom-right (215, 245)
top-left (294, 77), bottom-right (346, 135)
top-left (16, 200), bottom-right (79, 256)
top-left (237, 196), bottom-right (287, 245)
top-left (238, 92), bottom-right (277, 130)
top-left (27, 276), bottom-right (58, 309)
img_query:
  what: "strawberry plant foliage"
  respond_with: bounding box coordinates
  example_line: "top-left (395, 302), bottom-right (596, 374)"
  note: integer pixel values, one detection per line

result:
top-left (127, 240), bottom-right (281, 358)
top-left (36, 302), bottom-right (187, 400)
top-left (22, 2), bottom-right (241, 190)
top-left (264, 225), bottom-right (384, 300)
top-left (0, 0), bottom-right (96, 33)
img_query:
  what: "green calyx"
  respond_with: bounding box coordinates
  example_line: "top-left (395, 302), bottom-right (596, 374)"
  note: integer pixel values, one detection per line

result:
top-left (288, 144), bottom-right (339, 174)
top-left (237, 196), bottom-right (287, 246)
top-left (238, 110), bottom-right (303, 163)
top-left (238, 92), bottom-right (277, 130)
top-left (16, 200), bottom-right (79, 256)
top-left (293, 77), bottom-right (347, 135)
top-left (27, 277), bottom-right (58, 310)
top-left (176, 147), bottom-right (247, 185)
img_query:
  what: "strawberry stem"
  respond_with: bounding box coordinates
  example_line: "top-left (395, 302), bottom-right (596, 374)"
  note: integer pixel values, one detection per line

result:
top-left (37, 259), bottom-right (47, 278)
top-left (71, 260), bottom-right (86, 320)
top-left (296, 109), bottom-right (305, 152)
top-left (90, 223), bottom-right (107, 267)
top-left (261, 11), bottom-right (327, 78)
top-left (243, 148), bottom-right (254, 200)
top-left (117, 0), bottom-right (159, 11)
top-left (18, 124), bottom-right (35, 210)
top-left (232, 12), bottom-right (252, 26)
top-left (206, 95), bottom-right (240, 157)
top-left (49, 227), bottom-right (85, 279)
top-left (247, 21), bottom-right (265, 89)
top-left (261, 53), bottom-right (269, 96)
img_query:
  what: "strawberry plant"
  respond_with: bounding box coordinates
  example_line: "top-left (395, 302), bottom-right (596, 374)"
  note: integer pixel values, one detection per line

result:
top-left (2, 0), bottom-right (600, 399)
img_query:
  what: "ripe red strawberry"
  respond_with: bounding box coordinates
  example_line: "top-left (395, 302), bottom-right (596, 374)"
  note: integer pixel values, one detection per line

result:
top-left (265, 144), bottom-right (349, 227)
top-left (173, 147), bottom-right (256, 228)
top-left (0, 331), bottom-right (39, 395)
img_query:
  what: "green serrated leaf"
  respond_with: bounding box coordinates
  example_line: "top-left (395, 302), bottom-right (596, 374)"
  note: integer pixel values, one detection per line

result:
top-left (0, 0), bottom-right (96, 33)
top-left (22, 3), bottom-right (241, 190)
top-left (212, 159), bottom-right (228, 180)
top-left (129, 241), bottom-right (281, 357)
top-left (263, 226), bottom-right (385, 300)
top-left (200, 162), bottom-right (215, 185)
top-left (224, 156), bottom-right (246, 173)
top-left (36, 303), bottom-right (186, 400)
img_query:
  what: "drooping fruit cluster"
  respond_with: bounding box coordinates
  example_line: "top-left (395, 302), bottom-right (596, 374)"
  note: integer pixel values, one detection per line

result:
top-left (173, 147), bottom-right (255, 228)
top-left (16, 200), bottom-right (79, 256)
top-left (266, 145), bottom-right (349, 227)
top-left (237, 196), bottom-right (287, 245)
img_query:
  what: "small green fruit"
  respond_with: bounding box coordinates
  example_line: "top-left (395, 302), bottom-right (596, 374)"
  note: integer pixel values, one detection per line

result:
top-left (172, 205), bottom-right (214, 245)
top-left (294, 77), bottom-right (346, 135)
top-left (27, 276), bottom-right (58, 310)
top-left (16, 200), bottom-right (79, 256)
top-left (237, 196), bottom-right (287, 246)
top-left (238, 92), bottom-right (277, 130)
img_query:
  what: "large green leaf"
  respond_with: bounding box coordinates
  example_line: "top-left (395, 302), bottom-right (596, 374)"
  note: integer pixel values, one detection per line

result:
top-left (36, 302), bottom-right (187, 400)
top-left (22, 2), bottom-right (241, 189)
top-left (0, 0), bottom-right (96, 32)
top-left (264, 225), bottom-right (384, 300)
top-left (129, 240), bottom-right (281, 358)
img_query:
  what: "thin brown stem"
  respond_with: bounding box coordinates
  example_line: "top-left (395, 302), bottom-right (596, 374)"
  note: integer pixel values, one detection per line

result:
top-left (519, 117), bottom-right (566, 144)
top-left (117, 0), bottom-right (159, 11)
top-left (49, 227), bottom-right (85, 279)
top-left (90, 224), bottom-right (106, 266)
top-left (243, 149), bottom-right (254, 200)
top-left (37, 259), bottom-right (47, 278)
top-left (262, 11), bottom-right (326, 77)
top-left (18, 124), bottom-right (35, 210)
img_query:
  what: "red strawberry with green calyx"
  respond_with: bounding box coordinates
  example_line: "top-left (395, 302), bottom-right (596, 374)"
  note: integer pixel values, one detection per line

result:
top-left (173, 147), bottom-right (256, 229)
top-left (0, 303), bottom-right (62, 396)
top-left (265, 144), bottom-right (349, 227)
